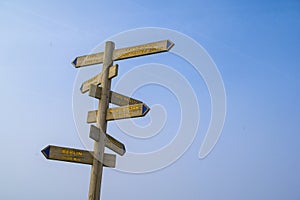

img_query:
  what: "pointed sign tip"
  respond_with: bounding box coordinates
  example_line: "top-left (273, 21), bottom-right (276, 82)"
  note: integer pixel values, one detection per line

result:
top-left (41, 145), bottom-right (50, 158)
top-left (142, 104), bottom-right (150, 115)
top-left (80, 84), bottom-right (85, 94)
top-left (72, 58), bottom-right (77, 67)
top-left (166, 40), bottom-right (175, 50)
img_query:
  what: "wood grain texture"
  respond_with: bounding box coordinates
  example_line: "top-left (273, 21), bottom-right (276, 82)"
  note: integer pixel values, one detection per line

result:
top-left (41, 145), bottom-right (116, 167)
top-left (72, 40), bottom-right (174, 68)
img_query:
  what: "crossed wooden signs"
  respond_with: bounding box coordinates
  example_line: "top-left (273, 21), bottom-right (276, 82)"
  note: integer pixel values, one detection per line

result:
top-left (80, 64), bottom-right (118, 93)
top-left (87, 85), bottom-right (150, 122)
top-left (86, 84), bottom-right (150, 154)
top-left (42, 39), bottom-right (174, 168)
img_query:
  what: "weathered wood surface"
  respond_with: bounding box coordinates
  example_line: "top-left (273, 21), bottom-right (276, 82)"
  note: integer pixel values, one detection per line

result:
top-left (89, 85), bottom-right (142, 106)
top-left (41, 145), bottom-right (116, 167)
top-left (89, 125), bottom-right (126, 156)
top-left (87, 103), bottom-right (150, 122)
top-left (72, 40), bottom-right (174, 68)
top-left (80, 64), bottom-right (118, 93)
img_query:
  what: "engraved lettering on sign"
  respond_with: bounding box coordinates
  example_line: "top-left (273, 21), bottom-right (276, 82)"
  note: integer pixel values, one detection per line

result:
top-left (61, 149), bottom-right (83, 156)
top-left (76, 53), bottom-right (104, 66)
top-left (117, 47), bottom-right (162, 59)
top-left (72, 40), bottom-right (174, 67)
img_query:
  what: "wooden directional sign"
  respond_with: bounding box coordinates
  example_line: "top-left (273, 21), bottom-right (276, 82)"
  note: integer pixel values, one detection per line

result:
top-left (89, 84), bottom-right (142, 106)
top-left (89, 125), bottom-right (126, 156)
top-left (72, 40), bottom-right (174, 68)
top-left (41, 145), bottom-right (116, 168)
top-left (87, 103), bottom-right (150, 122)
top-left (80, 64), bottom-right (118, 93)
top-left (107, 103), bottom-right (150, 120)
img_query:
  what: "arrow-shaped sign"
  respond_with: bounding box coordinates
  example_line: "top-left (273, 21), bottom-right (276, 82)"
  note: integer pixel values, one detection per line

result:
top-left (80, 64), bottom-right (118, 93)
top-left (89, 125), bottom-right (126, 156)
top-left (72, 40), bottom-right (174, 68)
top-left (41, 145), bottom-right (116, 168)
top-left (106, 103), bottom-right (150, 120)
top-left (89, 85), bottom-right (142, 106)
top-left (87, 103), bottom-right (150, 122)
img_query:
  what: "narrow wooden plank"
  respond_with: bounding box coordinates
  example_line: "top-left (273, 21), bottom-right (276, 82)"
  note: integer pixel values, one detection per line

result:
top-left (102, 153), bottom-right (116, 168)
top-left (105, 134), bottom-right (126, 156)
top-left (89, 125), bottom-right (126, 156)
top-left (113, 40), bottom-right (174, 61)
top-left (87, 103), bottom-right (150, 122)
top-left (89, 85), bottom-right (142, 106)
top-left (72, 40), bottom-right (174, 68)
top-left (106, 103), bottom-right (150, 121)
top-left (41, 145), bottom-right (116, 167)
top-left (87, 110), bottom-right (98, 123)
top-left (72, 52), bottom-right (104, 68)
top-left (110, 90), bottom-right (142, 106)
top-left (80, 64), bottom-right (118, 93)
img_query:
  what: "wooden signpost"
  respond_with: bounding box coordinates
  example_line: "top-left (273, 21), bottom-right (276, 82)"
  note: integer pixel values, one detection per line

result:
top-left (42, 39), bottom-right (174, 200)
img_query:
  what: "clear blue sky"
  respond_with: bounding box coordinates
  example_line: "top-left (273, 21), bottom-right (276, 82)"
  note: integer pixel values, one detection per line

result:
top-left (0, 0), bottom-right (299, 199)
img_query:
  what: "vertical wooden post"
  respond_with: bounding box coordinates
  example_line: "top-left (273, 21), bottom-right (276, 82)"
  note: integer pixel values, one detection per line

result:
top-left (88, 41), bottom-right (115, 200)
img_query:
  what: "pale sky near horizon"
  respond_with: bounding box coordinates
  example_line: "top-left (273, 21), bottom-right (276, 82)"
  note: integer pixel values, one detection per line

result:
top-left (0, 0), bottom-right (299, 199)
